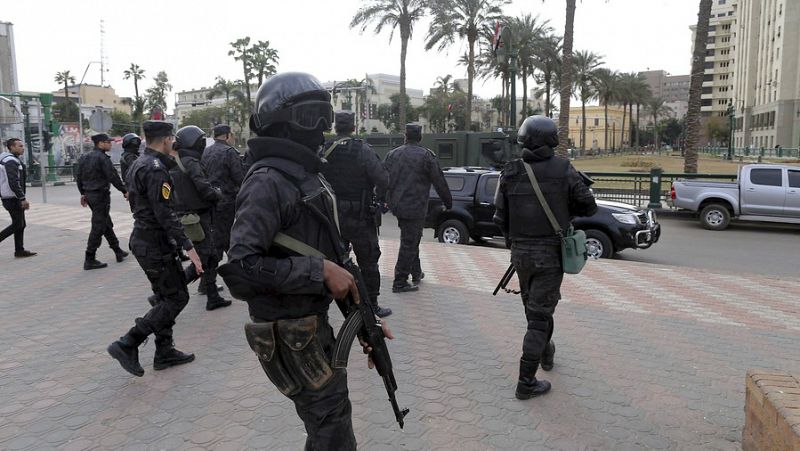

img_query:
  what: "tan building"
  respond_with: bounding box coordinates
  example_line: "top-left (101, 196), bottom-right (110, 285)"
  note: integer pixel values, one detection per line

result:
top-left (640, 70), bottom-right (690, 119)
top-left (52, 84), bottom-right (131, 113)
top-left (569, 105), bottom-right (626, 151)
top-left (691, 0), bottom-right (736, 118)
top-left (732, 0), bottom-right (800, 150)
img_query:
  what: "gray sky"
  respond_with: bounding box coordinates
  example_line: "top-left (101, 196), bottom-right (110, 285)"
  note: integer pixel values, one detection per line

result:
top-left (3, 0), bottom-right (698, 111)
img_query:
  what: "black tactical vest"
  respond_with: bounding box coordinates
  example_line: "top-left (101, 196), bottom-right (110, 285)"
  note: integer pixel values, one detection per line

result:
top-left (321, 138), bottom-right (372, 202)
top-left (170, 154), bottom-right (211, 213)
top-left (506, 156), bottom-right (572, 239)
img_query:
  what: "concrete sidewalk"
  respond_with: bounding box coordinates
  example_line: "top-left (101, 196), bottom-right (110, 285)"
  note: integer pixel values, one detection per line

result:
top-left (0, 205), bottom-right (798, 450)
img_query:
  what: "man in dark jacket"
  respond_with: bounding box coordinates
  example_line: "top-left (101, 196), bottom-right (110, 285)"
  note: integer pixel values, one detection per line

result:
top-left (493, 115), bottom-right (597, 400)
top-left (0, 138), bottom-right (35, 257)
top-left (170, 125), bottom-right (230, 311)
top-left (383, 124), bottom-right (452, 293)
top-left (201, 124), bottom-right (243, 259)
top-left (221, 72), bottom-right (393, 450)
top-left (119, 133), bottom-right (142, 181)
top-left (320, 111), bottom-right (391, 317)
top-left (76, 133), bottom-right (129, 270)
top-left (107, 120), bottom-right (202, 377)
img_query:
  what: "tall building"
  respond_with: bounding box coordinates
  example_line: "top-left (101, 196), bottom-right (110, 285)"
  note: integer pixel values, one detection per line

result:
top-left (0, 21), bottom-right (22, 143)
top-left (692, 0), bottom-right (736, 118)
top-left (732, 0), bottom-right (800, 150)
top-left (51, 84), bottom-right (132, 114)
top-left (639, 70), bottom-right (690, 118)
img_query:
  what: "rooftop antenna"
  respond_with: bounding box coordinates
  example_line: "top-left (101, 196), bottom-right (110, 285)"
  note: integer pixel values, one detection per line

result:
top-left (100, 19), bottom-right (109, 86)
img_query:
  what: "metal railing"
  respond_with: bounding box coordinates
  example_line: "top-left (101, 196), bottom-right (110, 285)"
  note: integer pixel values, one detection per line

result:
top-left (585, 170), bottom-right (737, 208)
top-left (699, 146), bottom-right (800, 160)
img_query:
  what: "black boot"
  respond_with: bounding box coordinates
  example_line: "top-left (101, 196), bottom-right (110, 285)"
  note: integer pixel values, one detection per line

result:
top-left (392, 282), bottom-right (419, 293)
top-left (153, 338), bottom-right (195, 370)
top-left (412, 272), bottom-right (425, 284)
top-left (84, 252), bottom-right (108, 270)
top-left (541, 341), bottom-right (556, 371)
top-left (206, 295), bottom-right (232, 311)
top-left (515, 358), bottom-right (551, 400)
top-left (197, 284), bottom-right (225, 295)
top-left (107, 325), bottom-right (147, 377)
top-left (147, 294), bottom-right (160, 307)
top-left (374, 306), bottom-right (392, 318)
top-left (113, 247), bottom-right (129, 262)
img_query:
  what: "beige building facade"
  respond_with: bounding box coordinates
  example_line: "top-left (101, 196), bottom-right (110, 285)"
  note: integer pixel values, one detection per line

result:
top-left (52, 84), bottom-right (131, 114)
top-left (569, 105), bottom-right (626, 151)
top-left (732, 0), bottom-right (800, 150)
top-left (691, 0), bottom-right (736, 118)
top-left (640, 70), bottom-right (690, 119)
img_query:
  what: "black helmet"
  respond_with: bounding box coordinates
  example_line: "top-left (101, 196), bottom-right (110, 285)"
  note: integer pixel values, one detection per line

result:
top-left (249, 72), bottom-right (333, 135)
top-left (121, 133), bottom-right (141, 150)
top-left (174, 125), bottom-right (206, 152)
top-left (334, 111), bottom-right (355, 134)
top-left (405, 123), bottom-right (422, 143)
top-left (517, 115), bottom-right (558, 150)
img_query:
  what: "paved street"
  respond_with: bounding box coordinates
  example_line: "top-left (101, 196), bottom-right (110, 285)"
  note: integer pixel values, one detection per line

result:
top-left (1, 202), bottom-right (799, 450)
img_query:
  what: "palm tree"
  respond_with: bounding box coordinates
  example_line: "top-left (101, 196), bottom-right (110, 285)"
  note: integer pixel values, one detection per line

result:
top-left (229, 37), bottom-right (253, 105)
top-left (144, 71), bottom-right (172, 111)
top-left (426, 0), bottom-right (508, 131)
top-left (646, 97), bottom-right (673, 150)
top-left (250, 40), bottom-right (280, 86)
top-left (555, 0), bottom-right (577, 156)
top-left (122, 63), bottom-right (146, 120)
top-left (531, 33), bottom-right (561, 118)
top-left (512, 14), bottom-right (550, 126)
top-left (572, 50), bottom-right (603, 151)
top-left (434, 74), bottom-right (454, 95)
top-left (207, 76), bottom-right (239, 124)
top-left (627, 74), bottom-right (652, 149)
top-left (54, 70), bottom-right (76, 101)
top-left (684, 0), bottom-right (713, 173)
top-left (592, 68), bottom-right (618, 152)
top-left (351, 0), bottom-right (427, 128)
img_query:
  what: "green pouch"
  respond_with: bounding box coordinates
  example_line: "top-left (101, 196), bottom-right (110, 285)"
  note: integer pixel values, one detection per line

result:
top-left (560, 226), bottom-right (587, 274)
top-left (180, 213), bottom-right (205, 243)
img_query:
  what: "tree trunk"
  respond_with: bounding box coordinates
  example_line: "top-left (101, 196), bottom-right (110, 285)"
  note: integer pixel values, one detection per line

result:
top-left (629, 103), bottom-right (634, 148)
top-left (521, 67), bottom-right (528, 126)
top-left (653, 113), bottom-right (659, 150)
top-left (544, 76), bottom-right (551, 118)
top-left (604, 102), bottom-right (609, 152)
top-left (621, 101), bottom-right (627, 149)
top-left (581, 99), bottom-right (587, 151)
top-left (399, 29), bottom-right (409, 130)
top-left (684, 0), bottom-right (713, 173)
top-left (635, 103), bottom-right (641, 149)
top-left (242, 60), bottom-right (251, 107)
top-left (556, 0), bottom-right (576, 157)
top-left (466, 35), bottom-right (475, 131)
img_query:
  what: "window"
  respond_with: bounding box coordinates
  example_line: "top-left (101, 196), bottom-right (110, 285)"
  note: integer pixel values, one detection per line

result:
top-left (704, 61), bottom-right (715, 69)
top-left (718, 0), bottom-right (726, 4)
top-left (484, 177), bottom-right (499, 197)
top-left (444, 175), bottom-right (465, 191)
top-left (707, 36), bottom-right (716, 44)
top-left (788, 170), bottom-right (800, 188)
top-left (438, 142), bottom-right (455, 159)
top-left (750, 169), bottom-right (782, 186)
top-left (709, 25), bottom-right (717, 32)
top-left (594, 118), bottom-right (599, 126)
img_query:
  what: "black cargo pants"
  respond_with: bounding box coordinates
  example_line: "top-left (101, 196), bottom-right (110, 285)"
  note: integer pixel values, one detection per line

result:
top-left (393, 217), bottom-right (424, 287)
top-left (85, 190), bottom-right (120, 254)
top-left (129, 230), bottom-right (190, 342)
top-left (213, 201), bottom-right (235, 259)
top-left (339, 206), bottom-right (381, 304)
top-left (511, 241), bottom-right (564, 365)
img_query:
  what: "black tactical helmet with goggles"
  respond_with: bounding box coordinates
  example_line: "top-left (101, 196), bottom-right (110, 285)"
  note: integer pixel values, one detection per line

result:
top-left (249, 72), bottom-right (333, 136)
top-left (174, 125), bottom-right (207, 152)
top-left (122, 133), bottom-right (141, 150)
top-left (517, 115), bottom-right (559, 150)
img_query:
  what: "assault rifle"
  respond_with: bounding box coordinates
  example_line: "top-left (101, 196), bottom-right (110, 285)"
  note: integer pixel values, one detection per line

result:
top-left (492, 263), bottom-right (520, 296)
top-left (332, 259), bottom-right (410, 429)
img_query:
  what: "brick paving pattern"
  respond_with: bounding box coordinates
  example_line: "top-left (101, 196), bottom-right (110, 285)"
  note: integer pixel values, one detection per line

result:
top-left (1, 203), bottom-right (799, 450)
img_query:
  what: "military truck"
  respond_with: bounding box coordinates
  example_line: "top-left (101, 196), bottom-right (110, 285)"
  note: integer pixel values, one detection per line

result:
top-left (363, 131), bottom-right (519, 169)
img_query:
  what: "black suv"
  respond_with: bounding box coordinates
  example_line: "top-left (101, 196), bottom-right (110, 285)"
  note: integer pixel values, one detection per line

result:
top-left (425, 168), bottom-right (661, 259)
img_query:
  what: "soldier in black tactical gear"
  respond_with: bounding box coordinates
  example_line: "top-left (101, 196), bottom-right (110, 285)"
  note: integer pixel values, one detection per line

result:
top-left (107, 121), bottom-right (202, 377)
top-left (383, 124), bottom-right (452, 293)
top-left (221, 72), bottom-right (393, 450)
top-left (201, 123), bottom-right (243, 260)
top-left (320, 111), bottom-right (391, 318)
top-left (170, 125), bottom-right (231, 311)
top-left (76, 133), bottom-right (129, 270)
top-left (119, 133), bottom-right (142, 181)
top-left (493, 115), bottom-right (597, 399)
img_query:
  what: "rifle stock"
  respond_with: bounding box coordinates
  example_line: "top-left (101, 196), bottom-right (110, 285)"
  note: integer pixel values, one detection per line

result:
top-left (331, 260), bottom-right (410, 429)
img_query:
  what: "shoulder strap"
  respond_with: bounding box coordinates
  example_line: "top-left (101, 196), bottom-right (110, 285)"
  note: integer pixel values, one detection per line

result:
top-left (174, 155), bottom-right (188, 174)
top-left (273, 232), bottom-right (326, 258)
top-left (522, 161), bottom-right (563, 237)
top-left (322, 138), bottom-right (349, 159)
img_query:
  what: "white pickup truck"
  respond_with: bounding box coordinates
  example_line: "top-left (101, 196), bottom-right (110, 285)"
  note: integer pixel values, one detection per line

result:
top-left (671, 164), bottom-right (800, 230)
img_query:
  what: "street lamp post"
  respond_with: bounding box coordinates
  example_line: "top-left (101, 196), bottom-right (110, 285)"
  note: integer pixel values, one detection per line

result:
top-left (726, 102), bottom-right (735, 161)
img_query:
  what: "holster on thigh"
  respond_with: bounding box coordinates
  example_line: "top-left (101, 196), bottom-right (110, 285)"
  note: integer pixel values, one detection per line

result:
top-left (244, 315), bottom-right (334, 397)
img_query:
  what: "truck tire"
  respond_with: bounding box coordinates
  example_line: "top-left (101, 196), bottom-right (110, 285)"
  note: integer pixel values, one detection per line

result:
top-left (437, 219), bottom-right (469, 244)
top-left (585, 229), bottom-right (613, 259)
top-left (700, 203), bottom-right (731, 231)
